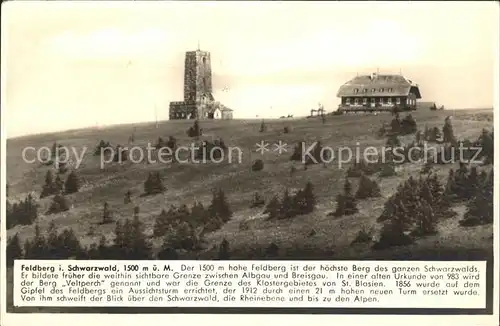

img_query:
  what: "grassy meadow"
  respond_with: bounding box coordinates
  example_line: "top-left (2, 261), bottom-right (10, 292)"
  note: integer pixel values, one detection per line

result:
top-left (4, 108), bottom-right (495, 313)
top-left (6, 108), bottom-right (494, 260)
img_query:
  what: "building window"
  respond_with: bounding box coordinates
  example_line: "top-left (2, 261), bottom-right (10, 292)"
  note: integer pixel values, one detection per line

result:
top-left (379, 88), bottom-right (384, 92)
top-left (380, 97), bottom-right (384, 104)
top-left (346, 98), bottom-right (351, 105)
top-left (354, 88), bottom-right (359, 94)
top-left (388, 98), bottom-right (392, 104)
top-left (388, 88), bottom-right (393, 93)
top-left (371, 88), bottom-right (376, 92)
top-left (363, 89), bottom-right (368, 93)
top-left (363, 98), bottom-right (367, 105)
top-left (396, 98), bottom-right (401, 105)
top-left (354, 98), bottom-right (359, 105)
top-left (371, 98), bottom-right (376, 104)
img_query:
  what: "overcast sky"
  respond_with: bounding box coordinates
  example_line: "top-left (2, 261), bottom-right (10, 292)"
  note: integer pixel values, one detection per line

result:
top-left (2, 1), bottom-right (498, 138)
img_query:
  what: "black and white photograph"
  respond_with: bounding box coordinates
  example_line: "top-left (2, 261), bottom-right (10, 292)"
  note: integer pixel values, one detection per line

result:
top-left (1, 0), bottom-right (498, 319)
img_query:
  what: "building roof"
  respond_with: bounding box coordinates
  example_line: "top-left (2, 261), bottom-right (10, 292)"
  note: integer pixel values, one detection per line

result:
top-left (337, 73), bottom-right (421, 98)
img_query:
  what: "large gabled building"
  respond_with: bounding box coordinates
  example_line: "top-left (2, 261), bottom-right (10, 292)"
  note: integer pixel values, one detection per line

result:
top-left (336, 73), bottom-right (422, 112)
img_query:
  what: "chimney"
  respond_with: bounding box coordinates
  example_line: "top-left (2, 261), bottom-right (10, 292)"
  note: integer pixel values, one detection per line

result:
top-left (371, 72), bottom-right (377, 80)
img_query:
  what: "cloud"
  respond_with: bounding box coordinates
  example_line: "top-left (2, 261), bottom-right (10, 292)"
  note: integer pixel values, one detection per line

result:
top-left (44, 27), bottom-right (173, 60)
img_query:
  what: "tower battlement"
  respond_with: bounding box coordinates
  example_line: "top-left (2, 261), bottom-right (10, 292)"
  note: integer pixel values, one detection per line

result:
top-left (169, 49), bottom-right (233, 120)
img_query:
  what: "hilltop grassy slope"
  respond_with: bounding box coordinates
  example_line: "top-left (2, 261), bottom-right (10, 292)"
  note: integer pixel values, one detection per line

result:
top-left (6, 109), bottom-right (494, 260)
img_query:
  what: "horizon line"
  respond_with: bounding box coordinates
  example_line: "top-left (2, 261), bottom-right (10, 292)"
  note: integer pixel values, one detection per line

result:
top-left (5, 107), bottom-right (494, 141)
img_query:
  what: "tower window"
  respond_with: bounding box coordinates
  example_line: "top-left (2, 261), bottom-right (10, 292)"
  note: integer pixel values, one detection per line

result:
top-left (202, 57), bottom-right (206, 64)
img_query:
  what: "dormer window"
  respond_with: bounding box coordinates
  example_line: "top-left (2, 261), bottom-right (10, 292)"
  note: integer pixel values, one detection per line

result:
top-left (354, 88), bottom-right (359, 94)
top-left (388, 88), bottom-right (393, 93)
top-left (371, 88), bottom-right (376, 92)
top-left (379, 88), bottom-right (384, 92)
top-left (362, 89), bottom-right (368, 93)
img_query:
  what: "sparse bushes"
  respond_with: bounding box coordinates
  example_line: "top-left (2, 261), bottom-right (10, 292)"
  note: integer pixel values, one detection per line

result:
top-left (94, 140), bottom-right (112, 156)
top-left (379, 163), bottom-right (397, 177)
top-left (164, 221), bottom-right (204, 251)
top-left (23, 223), bottom-right (85, 260)
top-left (290, 141), bottom-right (330, 165)
top-left (194, 139), bottom-right (227, 162)
top-left (264, 182), bottom-right (316, 220)
top-left (113, 144), bottom-right (129, 162)
top-left (374, 173), bottom-right (457, 249)
top-left (250, 192), bottom-right (265, 208)
top-left (41, 170), bottom-right (63, 198)
top-left (144, 172), bottom-right (165, 195)
top-left (346, 160), bottom-right (381, 177)
top-left (252, 159), bottom-right (264, 171)
top-left (443, 163), bottom-right (483, 203)
top-left (113, 216), bottom-right (152, 260)
top-left (6, 194), bottom-right (38, 229)
top-left (400, 114), bottom-right (417, 135)
top-left (460, 169), bottom-right (493, 227)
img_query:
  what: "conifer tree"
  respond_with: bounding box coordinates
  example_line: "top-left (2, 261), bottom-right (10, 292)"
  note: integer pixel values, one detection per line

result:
top-left (157, 240), bottom-right (179, 260)
top-left (302, 181), bottom-right (316, 213)
top-left (6, 233), bottom-right (23, 266)
top-left (24, 223), bottom-right (49, 259)
top-left (442, 117), bottom-right (456, 144)
top-left (190, 201), bottom-right (207, 226)
top-left (280, 189), bottom-right (293, 219)
top-left (259, 120), bottom-right (266, 132)
top-left (102, 202), bottom-right (112, 224)
top-left (332, 178), bottom-right (358, 217)
top-left (153, 208), bottom-right (173, 237)
top-left (124, 190), bottom-right (132, 204)
top-left (413, 200), bottom-right (438, 236)
top-left (54, 174), bottom-right (64, 194)
top-left (461, 169), bottom-right (493, 225)
top-left (208, 189), bottom-right (232, 223)
top-left (64, 171), bottom-right (80, 194)
top-left (56, 228), bottom-right (84, 259)
top-left (264, 195), bottom-right (280, 220)
top-left (47, 194), bottom-right (70, 215)
top-left (218, 238), bottom-right (230, 260)
top-left (40, 170), bottom-right (55, 198)
top-left (355, 174), bottom-right (381, 199)
top-left (129, 215), bottom-right (152, 259)
top-left (465, 166), bottom-right (479, 200)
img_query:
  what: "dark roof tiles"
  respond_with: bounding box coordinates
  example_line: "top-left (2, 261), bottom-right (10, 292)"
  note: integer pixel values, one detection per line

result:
top-left (337, 74), bottom-right (421, 98)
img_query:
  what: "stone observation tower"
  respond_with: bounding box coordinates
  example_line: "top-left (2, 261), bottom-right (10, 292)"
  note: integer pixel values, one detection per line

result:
top-left (169, 48), bottom-right (233, 120)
